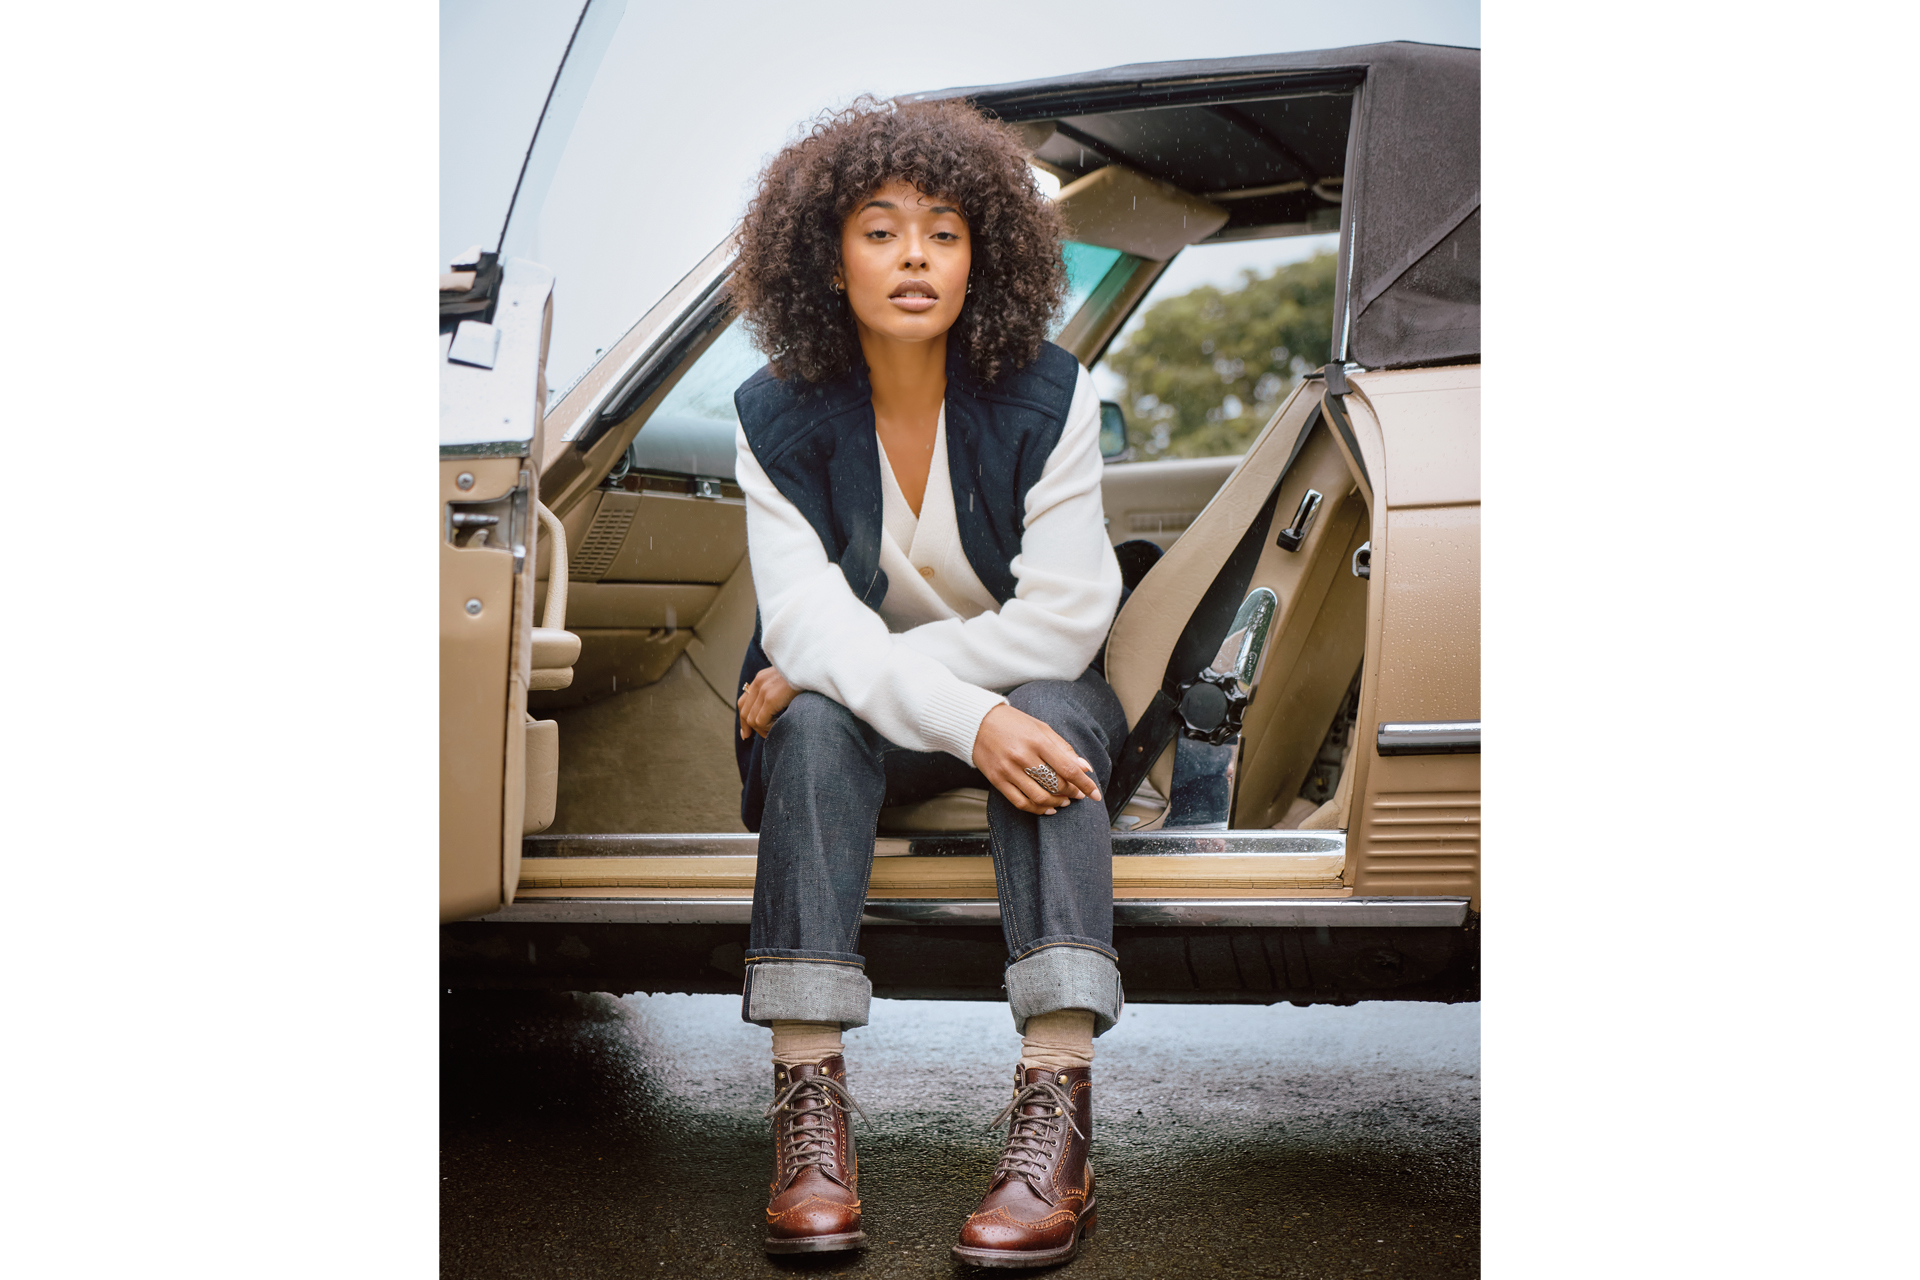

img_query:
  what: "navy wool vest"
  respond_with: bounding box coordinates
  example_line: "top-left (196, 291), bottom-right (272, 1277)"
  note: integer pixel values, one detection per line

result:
top-left (732, 340), bottom-right (1080, 830)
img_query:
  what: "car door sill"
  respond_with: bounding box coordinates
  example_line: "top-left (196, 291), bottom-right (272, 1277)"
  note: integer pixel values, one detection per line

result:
top-left (515, 829), bottom-right (1352, 904)
top-left (477, 896), bottom-right (1467, 929)
top-left (521, 830), bottom-right (1350, 857)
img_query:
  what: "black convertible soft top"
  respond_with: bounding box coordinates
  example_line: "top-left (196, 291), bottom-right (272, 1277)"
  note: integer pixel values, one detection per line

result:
top-left (907, 42), bottom-right (1479, 370)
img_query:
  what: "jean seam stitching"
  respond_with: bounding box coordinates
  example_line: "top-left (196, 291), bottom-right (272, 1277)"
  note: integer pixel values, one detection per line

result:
top-left (848, 773), bottom-right (884, 956)
top-left (1011, 939), bottom-right (1121, 966)
top-left (744, 955), bottom-right (866, 967)
top-left (987, 808), bottom-right (1027, 956)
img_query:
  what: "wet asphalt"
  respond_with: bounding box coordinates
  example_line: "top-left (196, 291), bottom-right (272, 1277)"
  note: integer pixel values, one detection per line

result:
top-left (441, 992), bottom-right (1479, 1278)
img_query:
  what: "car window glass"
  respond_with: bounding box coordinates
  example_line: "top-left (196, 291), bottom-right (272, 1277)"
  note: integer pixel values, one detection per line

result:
top-left (1054, 240), bottom-right (1148, 345)
top-left (1055, 242), bottom-right (1124, 332)
top-left (1093, 233), bottom-right (1337, 462)
top-left (621, 315), bottom-right (764, 480)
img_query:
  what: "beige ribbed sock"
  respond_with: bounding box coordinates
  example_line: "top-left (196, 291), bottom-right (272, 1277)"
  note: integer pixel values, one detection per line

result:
top-left (1019, 1008), bottom-right (1096, 1073)
top-left (770, 1019), bottom-right (844, 1065)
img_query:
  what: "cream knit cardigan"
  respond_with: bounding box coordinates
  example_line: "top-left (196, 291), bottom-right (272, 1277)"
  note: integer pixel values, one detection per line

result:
top-left (733, 362), bottom-right (1122, 764)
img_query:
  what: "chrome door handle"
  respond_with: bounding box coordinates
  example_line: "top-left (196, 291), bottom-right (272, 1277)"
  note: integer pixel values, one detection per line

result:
top-left (1274, 489), bottom-right (1323, 552)
top-left (1352, 541), bottom-right (1371, 579)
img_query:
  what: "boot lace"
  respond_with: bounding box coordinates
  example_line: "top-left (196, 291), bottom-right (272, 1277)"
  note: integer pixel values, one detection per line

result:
top-left (988, 1078), bottom-right (1085, 1189)
top-left (765, 1072), bottom-right (866, 1174)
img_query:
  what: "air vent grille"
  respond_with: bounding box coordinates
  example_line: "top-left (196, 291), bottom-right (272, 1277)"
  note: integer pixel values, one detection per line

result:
top-left (1358, 791), bottom-right (1479, 895)
top-left (571, 502), bottom-right (635, 581)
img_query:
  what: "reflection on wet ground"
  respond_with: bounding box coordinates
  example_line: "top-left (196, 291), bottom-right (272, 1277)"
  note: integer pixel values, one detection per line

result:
top-left (442, 992), bottom-right (1478, 1277)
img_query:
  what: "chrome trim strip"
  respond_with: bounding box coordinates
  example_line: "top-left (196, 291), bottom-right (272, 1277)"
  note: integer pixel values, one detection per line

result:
top-left (469, 896), bottom-right (1469, 928)
top-left (523, 833), bottom-right (763, 858)
top-left (558, 259), bottom-right (733, 443)
top-left (1376, 721), bottom-right (1480, 756)
top-left (521, 830), bottom-right (1348, 859)
top-left (480, 899), bottom-right (755, 925)
top-left (1115, 898), bottom-right (1467, 928)
top-left (861, 900), bottom-right (1002, 925)
top-left (440, 440), bottom-right (532, 460)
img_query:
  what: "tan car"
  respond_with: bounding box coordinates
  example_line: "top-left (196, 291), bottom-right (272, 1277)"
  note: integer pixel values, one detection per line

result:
top-left (441, 41), bottom-right (1480, 1008)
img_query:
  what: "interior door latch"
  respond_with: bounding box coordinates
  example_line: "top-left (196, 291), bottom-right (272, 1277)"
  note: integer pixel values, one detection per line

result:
top-left (447, 470), bottom-right (531, 573)
top-left (1274, 489), bottom-right (1323, 552)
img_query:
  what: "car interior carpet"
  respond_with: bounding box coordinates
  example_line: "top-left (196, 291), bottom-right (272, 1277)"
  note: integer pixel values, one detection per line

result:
top-left (547, 652), bottom-right (750, 834)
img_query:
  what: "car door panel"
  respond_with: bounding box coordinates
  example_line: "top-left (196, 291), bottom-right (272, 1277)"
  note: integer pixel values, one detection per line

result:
top-left (441, 258), bottom-right (554, 921)
top-left (1230, 451), bottom-right (1372, 830)
top-left (441, 456), bottom-right (531, 921)
top-left (1340, 369), bottom-right (1480, 903)
top-left (1098, 455), bottom-right (1240, 550)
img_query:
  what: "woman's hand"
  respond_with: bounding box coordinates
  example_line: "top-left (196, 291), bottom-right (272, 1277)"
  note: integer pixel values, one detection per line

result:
top-left (738, 667), bottom-right (800, 740)
top-left (970, 703), bottom-right (1103, 816)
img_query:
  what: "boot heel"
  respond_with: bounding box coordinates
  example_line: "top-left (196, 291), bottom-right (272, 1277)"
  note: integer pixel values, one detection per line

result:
top-left (1081, 1210), bottom-right (1098, 1239)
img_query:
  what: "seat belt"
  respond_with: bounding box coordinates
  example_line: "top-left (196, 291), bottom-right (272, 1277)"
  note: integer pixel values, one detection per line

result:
top-left (1103, 394), bottom-right (1332, 824)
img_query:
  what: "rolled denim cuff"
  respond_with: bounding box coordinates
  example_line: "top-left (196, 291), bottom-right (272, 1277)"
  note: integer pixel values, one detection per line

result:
top-left (1004, 941), bottom-right (1124, 1037)
top-left (741, 956), bottom-right (872, 1030)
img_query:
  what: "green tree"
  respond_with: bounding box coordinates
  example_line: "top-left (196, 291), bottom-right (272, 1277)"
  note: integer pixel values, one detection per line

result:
top-left (1105, 251), bottom-right (1336, 460)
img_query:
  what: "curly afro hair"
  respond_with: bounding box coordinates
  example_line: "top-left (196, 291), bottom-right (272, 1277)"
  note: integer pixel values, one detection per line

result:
top-left (731, 96), bottom-right (1069, 386)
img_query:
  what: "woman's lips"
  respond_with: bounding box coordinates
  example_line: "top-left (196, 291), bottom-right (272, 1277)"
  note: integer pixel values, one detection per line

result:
top-left (888, 280), bottom-right (939, 312)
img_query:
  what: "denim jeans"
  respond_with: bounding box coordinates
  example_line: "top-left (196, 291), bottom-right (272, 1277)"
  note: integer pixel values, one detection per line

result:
top-left (742, 669), bottom-right (1129, 1036)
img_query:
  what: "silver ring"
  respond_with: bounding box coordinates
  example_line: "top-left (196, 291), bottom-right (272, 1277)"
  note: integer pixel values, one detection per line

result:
top-left (1024, 764), bottom-right (1062, 795)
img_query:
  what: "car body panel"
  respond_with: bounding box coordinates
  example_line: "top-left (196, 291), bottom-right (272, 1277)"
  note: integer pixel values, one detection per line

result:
top-left (1343, 368), bottom-right (1480, 903)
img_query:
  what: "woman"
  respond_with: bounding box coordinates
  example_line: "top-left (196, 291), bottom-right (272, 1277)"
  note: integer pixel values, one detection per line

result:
top-left (729, 96), bottom-right (1125, 1268)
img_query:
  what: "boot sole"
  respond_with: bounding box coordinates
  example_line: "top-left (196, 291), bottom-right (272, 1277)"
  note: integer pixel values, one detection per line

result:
top-left (950, 1200), bottom-right (1097, 1269)
top-left (764, 1230), bottom-right (866, 1254)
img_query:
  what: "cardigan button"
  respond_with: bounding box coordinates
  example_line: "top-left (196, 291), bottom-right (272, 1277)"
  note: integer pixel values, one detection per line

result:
top-left (918, 565), bottom-right (935, 578)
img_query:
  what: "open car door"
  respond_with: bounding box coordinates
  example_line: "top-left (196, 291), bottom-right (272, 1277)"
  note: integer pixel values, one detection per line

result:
top-left (440, 256), bottom-right (557, 920)
top-left (439, 0), bottom-right (618, 921)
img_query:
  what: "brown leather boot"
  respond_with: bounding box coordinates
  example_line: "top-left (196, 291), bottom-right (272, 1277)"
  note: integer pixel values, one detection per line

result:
top-left (762, 1055), bottom-right (866, 1253)
top-left (952, 1064), bottom-right (1097, 1268)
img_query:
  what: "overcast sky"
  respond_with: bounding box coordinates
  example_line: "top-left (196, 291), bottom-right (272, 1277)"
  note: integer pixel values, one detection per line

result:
top-left (442, 0), bottom-right (1480, 400)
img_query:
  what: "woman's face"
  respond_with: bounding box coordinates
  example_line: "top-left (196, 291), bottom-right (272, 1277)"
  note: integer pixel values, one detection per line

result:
top-left (836, 179), bottom-right (971, 349)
